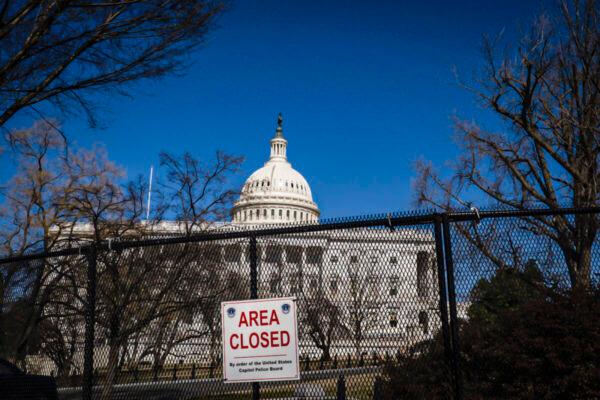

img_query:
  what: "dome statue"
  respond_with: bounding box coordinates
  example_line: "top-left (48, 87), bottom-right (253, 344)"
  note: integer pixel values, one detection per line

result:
top-left (231, 114), bottom-right (320, 224)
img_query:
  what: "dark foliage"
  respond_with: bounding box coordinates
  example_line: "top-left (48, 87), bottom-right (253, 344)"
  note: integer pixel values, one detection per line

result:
top-left (381, 266), bottom-right (600, 399)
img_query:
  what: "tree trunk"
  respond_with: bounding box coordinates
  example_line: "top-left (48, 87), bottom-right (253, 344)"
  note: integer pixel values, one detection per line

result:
top-left (566, 242), bottom-right (593, 291)
top-left (558, 216), bottom-right (596, 291)
top-left (100, 340), bottom-right (120, 400)
top-left (321, 347), bottom-right (331, 362)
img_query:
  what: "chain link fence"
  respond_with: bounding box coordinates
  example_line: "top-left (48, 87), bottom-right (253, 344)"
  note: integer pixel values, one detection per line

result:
top-left (1, 207), bottom-right (599, 399)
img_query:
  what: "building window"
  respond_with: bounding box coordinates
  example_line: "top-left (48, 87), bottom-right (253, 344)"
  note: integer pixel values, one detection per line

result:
top-left (271, 209), bottom-right (275, 218)
top-left (270, 273), bottom-right (280, 294)
top-left (367, 274), bottom-right (379, 298)
top-left (309, 275), bottom-right (319, 291)
top-left (279, 209), bottom-right (283, 219)
top-left (286, 210), bottom-right (290, 219)
top-left (418, 311), bottom-right (429, 334)
top-left (330, 255), bottom-right (338, 263)
top-left (293, 210), bottom-right (297, 220)
top-left (330, 275), bottom-right (339, 294)
top-left (389, 312), bottom-right (398, 328)
top-left (306, 246), bottom-right (323, 264)
top-left (265, 245), bottom-right (283, 263)
top-left (417, 251), bottom-right (431, 299)
top-left (390, 256), bottom-right (398, 264)
top-left (286, 246), bottom-right (302, 264)
top-left (290, 272), bottom-right (301, 293)
top-left (389, 275), bottom-right (399, 297)
top-left (244, 211), bottom-right (247, 221)
top-left (224, 244), bottom-right (242, 262)
top-left (350, 255), bottom-right (358, 264)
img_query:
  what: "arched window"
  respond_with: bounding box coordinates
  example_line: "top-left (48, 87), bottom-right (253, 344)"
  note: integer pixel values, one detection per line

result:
top-left (263, 209), bottom-right (267, 218)
top-left (279, 209), bottom-right (283, 219)
top-left (271, 209), bottom-right (275, 218)
top-left (294, 210), bottom-right (297, 220)
top-left (286, 210), bottom-right (290, 219)
top-left (244, 211), bottom-right (247, 221)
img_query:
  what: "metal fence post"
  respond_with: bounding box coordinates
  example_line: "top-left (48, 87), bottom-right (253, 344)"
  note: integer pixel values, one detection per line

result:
top-left (336, 373), bottom-right (346, 400)
top-left (433, 216), bottom-right (452, 374)
top-left (82, 245), bottom-right (97, 400)
top-left (442, 214), bottom-right (463, 400)
top-left (249, 236), bottom-right (260, 400)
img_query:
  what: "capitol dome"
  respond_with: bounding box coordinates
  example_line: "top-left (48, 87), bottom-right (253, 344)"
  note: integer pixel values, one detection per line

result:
top-left (232, 114), bottom-right (320, 224)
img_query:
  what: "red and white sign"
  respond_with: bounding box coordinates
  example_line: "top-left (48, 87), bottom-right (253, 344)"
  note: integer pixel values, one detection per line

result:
top-left (221, 297), bottom-right (299, 382)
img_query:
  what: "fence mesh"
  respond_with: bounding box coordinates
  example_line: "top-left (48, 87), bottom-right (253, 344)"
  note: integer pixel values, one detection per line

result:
top-left (447, 211), bottom-right (600, 399)
top-left (1, 208), bottom-right (599, 399)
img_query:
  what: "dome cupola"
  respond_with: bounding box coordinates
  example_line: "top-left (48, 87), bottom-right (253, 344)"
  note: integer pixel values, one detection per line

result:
top-left (231, 114), bottom-right (320, 224)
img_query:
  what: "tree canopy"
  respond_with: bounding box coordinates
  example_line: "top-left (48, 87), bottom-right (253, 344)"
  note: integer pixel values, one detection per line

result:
top-left (0, 0), bottom-right (224, 131)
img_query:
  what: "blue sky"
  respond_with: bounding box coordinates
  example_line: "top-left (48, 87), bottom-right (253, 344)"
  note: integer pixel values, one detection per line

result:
top-left (3, 0), bottom-right (548, 218)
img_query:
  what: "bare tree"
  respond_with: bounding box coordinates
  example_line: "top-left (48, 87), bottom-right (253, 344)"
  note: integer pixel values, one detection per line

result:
top-left (0, 121), bottom-right (243, 398)
top-left (341, 263), bottom-right (379, 358)
top-left (0, 0), bottom-right (224, 130)
top-left (159, 151), bottom-right (243, 234)
top-left (0, 121), bottom-right (73, 254)
top-left (37, 302), bottom-right (81, 379)
top-left (92, 244), bottom-right (218, 400)
top-left (415, 0), bottom-right (600, 290)
top-left (125, 244), bottom-right (248, 378)
top-left (302, 295), bottom-right (344, 362)
top-left (0, 122), bottom-right (79, 367)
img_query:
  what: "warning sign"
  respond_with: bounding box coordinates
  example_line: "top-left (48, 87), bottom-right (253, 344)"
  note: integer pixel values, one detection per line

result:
top-left (221, 297), bottom-right (300, 382)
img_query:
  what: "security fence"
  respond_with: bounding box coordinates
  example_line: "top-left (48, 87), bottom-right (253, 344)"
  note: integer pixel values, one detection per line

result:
top-left (1, 207), bottom-right (599, 399)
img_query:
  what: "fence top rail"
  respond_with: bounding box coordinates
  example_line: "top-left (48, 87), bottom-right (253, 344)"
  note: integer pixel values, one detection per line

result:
top-left (1, 206), bottom-right (598, 264)
top-left (446, 206), bottom-right (600, 221)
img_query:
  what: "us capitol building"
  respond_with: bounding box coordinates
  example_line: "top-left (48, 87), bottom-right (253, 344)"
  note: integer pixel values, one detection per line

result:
top-left (223, 114), bottom-right (439, 357)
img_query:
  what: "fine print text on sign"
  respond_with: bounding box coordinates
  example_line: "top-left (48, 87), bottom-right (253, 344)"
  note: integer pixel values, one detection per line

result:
top-left (221, 297), bottom-right (299, 383)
